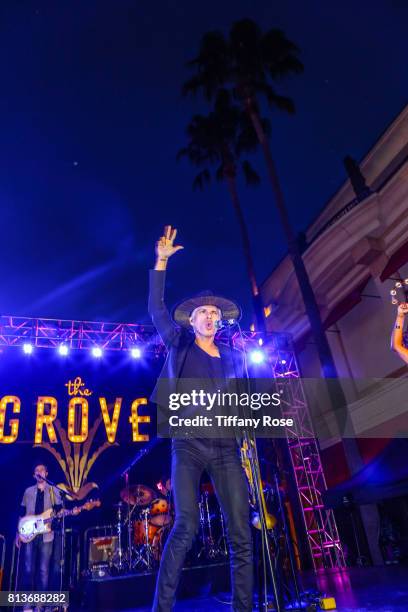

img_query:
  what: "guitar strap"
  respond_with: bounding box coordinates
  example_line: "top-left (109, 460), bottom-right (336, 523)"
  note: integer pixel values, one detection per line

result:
top-left (50, 485), bottom-right (56, 508)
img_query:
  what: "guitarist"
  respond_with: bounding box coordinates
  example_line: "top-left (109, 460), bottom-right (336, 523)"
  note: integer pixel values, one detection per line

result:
top-left (391, 302), bottom-right (408, 365)
top-left (17, 464), bottom-right (62, 592)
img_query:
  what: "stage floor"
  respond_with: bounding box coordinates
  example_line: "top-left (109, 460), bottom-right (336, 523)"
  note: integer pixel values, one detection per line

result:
top-left (77, 565), bottom-right (408, 611)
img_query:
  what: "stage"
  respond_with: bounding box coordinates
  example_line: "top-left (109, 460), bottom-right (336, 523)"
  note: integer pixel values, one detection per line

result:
top-left (2, 320), bottom-right (408, 611)
top-left (76, 566), bottom-right (408, 611)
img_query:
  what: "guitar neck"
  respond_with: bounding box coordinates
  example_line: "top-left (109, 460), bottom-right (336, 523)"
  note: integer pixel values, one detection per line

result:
top-left (44, 507), bottom-right (78, 525)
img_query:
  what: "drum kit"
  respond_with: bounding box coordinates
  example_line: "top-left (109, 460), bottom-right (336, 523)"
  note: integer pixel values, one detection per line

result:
top-left (107, 480), bottom-right (228, 574)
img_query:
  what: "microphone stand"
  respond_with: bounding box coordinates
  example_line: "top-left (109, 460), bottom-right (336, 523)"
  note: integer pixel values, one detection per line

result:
top-left (224, 323), bottom-right (283, 612)
top-left (38, 476), bottom-right (70, 610)
top-left (119, 442), bottom-right (159, 571)
top-left (123, 468), bottom-right (133, 571)
top-left (272, 466), bottom-right (302, 606)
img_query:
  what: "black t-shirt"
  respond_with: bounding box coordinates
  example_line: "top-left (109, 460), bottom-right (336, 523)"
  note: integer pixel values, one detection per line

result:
top-left (175, 342), bottom-right (236, 447)
top-left (35, 489), bottom-right (45, 515)
top-left (180, 341), bottom-right (225, 382)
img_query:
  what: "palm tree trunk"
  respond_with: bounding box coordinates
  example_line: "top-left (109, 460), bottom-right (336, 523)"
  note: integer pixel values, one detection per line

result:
top-left (225, 172), bottom-right (266, 331)
top-left (246, 100), bottom-right (364, 472)
top-left (246, 102), bottom-right (339, 372)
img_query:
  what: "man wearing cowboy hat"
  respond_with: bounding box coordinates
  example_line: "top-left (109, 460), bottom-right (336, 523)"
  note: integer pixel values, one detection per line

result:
top-left (149, 225), bottom-right (253, 612)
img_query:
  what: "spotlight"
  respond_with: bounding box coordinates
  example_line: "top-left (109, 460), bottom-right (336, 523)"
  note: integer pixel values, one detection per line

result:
top-left (250, 349), bottom-right (265, 364)
top-left (92, 347), bottom-right (103, 358)
top-left (131, 347), bottom-right (142, 359)
top-left (23, 343), bottom-right (33, 355)
top-left (58, 345), bottom-right (69, 356)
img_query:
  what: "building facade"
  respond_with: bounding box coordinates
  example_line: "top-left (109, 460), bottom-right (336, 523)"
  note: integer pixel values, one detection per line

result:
top-left (261, 103), bottom-right (408, 484)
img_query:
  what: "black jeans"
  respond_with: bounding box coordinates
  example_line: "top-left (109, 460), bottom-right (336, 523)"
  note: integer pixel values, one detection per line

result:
top-left (21, 537), bottom-right (53, 591)
top-left (152, 439), bottom-right (253, 611)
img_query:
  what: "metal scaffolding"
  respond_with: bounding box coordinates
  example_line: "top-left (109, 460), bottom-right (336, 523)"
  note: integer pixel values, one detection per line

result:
top-left (0, 315), bottom-right (345, 568)
top-left (265, 334), bottom-right (346, 570)
top-left (0, 315), bottom-right (164, 354)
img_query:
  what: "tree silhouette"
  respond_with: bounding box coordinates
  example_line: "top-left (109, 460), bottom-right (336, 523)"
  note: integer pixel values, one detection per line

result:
top-left (178, 89), bottom-right (268, 329)
top-left (183, 17), bottom-right (345, 382)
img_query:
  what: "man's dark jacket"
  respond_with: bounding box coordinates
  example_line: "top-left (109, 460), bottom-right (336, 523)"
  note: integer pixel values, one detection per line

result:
top-left (148, 269), bottom-right (244, 405)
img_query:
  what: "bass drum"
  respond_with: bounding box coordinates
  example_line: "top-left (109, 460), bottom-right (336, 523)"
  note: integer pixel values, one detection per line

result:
top-left (133, 520), bottom-right (160, 546)
top-left (152, 524), bottom-right (172, 561)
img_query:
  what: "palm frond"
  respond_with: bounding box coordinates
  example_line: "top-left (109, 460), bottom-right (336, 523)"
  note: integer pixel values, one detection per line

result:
top-left (271, 94), bottom-right (295, 114)
top-left (242, 160), bottom-right (260, 186)
top-left (254, 81), bottom-right (295, 113)
top-left (180, 88), bottom-right (265, 188)
top-left (261, 29), bottom-right (304, 79)
top-left (183, 31), bottom-right (229, 100)
top-left (176, 147), bottom-right (189, 161)
top-left (193, 169), bottom-right (211, 190)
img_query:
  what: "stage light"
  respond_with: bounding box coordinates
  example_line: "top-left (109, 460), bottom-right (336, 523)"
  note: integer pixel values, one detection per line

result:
top-left (92, 347), bottom-right (103, 358)
top-left (58, 345), bottom-right (69, 356)
top-left (258, 338), bottom-right (263, 346)
top-left (250, 349), bottom-right (265, 364)
top-left (280, 359), bottom-right (287, 365)
top-left (131, 347), bottom-right (142, 359)
top-left (23, 343), bottom-right (33, 355)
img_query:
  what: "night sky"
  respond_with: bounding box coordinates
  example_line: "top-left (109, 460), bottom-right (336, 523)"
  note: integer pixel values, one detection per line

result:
top-left (1, 1), bottom-right (407, 327)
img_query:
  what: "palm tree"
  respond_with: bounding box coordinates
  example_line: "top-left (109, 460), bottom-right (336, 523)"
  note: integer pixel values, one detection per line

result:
top-left (182, 19), bottom-right (347, 387)
top-left (178, 88), bottom-right (268, 330)
top-left (183, 19), bottom-right (365, 476)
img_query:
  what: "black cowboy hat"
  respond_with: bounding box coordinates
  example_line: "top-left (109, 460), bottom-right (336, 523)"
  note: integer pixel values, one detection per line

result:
top-left (172, 290), bottom-right (241, 328)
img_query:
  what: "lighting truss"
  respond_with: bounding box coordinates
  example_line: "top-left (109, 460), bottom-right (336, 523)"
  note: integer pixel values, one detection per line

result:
top-left (0, 315), bottom-right (164, 355)
top-left (0, 314), bottom-right (344, 568)
top-left (269, 343), bottom-right (346, 570)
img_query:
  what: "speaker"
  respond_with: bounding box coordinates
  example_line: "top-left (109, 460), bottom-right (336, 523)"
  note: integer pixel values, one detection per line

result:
top-left (88, 535), bottom-right (118, 566)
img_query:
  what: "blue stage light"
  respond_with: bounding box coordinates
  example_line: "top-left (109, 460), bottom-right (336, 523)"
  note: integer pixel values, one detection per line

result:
top-left (250, 349), bottom-right (265, 364)
top-left (92, 347), bottom-right (103, 358)
top-left (58, 345), bottom-right (69, 356)
top-left (23, 343), bottom-right (33, 355)
top-left (131, 347), bottom-right (142, 359)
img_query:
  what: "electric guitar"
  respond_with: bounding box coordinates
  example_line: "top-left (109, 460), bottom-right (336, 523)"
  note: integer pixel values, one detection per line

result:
top-left (18, 499), bottom-right (101, 543)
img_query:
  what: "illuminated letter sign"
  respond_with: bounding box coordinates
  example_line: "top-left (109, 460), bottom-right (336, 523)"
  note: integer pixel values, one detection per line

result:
top-left (68, 397), bottom-right (89, 443)
top-left (35, 397), bottom-right (58, 443)
top-left (99, 397), bottom-right (122, 443)
top-left (0, 395), bottom-right (20, 444)
top-left (129, 398), bottom-right (150, 442)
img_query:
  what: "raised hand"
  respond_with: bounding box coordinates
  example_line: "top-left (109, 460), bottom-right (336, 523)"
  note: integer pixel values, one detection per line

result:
top-left (155, 226), bottom-right (184, 269)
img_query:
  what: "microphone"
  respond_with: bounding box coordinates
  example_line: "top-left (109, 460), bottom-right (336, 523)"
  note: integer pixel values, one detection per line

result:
top-left (215, 319), bottom-right (236, 330)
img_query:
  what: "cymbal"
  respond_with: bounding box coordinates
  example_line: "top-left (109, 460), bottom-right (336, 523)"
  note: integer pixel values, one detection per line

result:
top-left (120, 484), bottom-right (155, 506)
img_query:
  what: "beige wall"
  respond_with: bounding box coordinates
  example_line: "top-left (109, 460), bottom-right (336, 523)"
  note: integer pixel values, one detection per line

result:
top-left (295, 264), bottom-right (408, 446)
